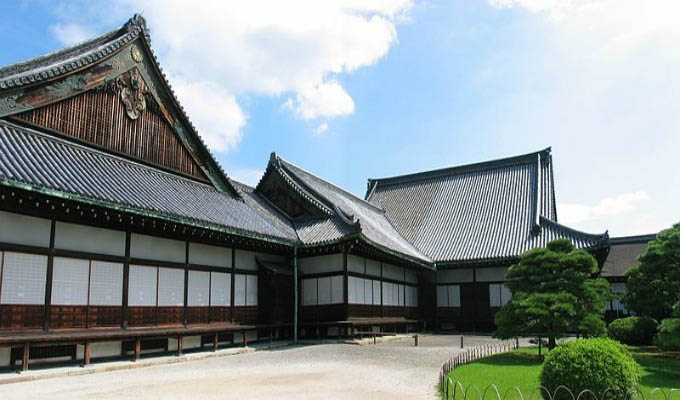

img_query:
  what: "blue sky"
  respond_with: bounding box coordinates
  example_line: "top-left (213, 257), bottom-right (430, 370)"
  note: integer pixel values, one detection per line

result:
top-left (1, 1), bottom-right (678, 237)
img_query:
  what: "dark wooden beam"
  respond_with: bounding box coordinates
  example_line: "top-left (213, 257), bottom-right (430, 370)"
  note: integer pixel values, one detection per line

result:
top-left (122, 231), bottom-right (131, 329)
top-left (343, 247), bottom-right (348, 321)
top-left (43, 220), bottom-right (56, 331)
top-left (230, 248), bottom-right (235, 322)
top-left (183, 242), bottom-right (189, 327)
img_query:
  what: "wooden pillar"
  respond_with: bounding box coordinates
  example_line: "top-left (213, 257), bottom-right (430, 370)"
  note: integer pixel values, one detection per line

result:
top-left (134, 338), bottom-right (141, 361)
top-left (43, 220), bottom-right (56, 331)
top-left (343, 247), bottom-right (348, 321)
top-left (177, 336), bottom-right (184, 356)
top-left (84, 341), bottom-right (91, 365)
top-left (230, 248), bottom-right (236, 322)
top-left (380, 262), bottom-right (384, 318)
top-left (21, 342), bottom-right (30, 372)
top-left (122, 232), bottom-right (131, 329)
top-left (183, 242), bottom-right (189, 327)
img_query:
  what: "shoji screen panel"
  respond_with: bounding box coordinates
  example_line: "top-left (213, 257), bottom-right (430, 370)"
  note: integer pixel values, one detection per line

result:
top-left (158, 268), bottom-right (185, 306)
top-left (0, 252), bottom-right (48, 305)
top-left (317, 277), bottom-right (331, 305)
top-left (128, 265), bottom-right (157, 306)
top-left (51, 257), bottom-right (90, 305)
top-left (89, 261), bottom-right (123, 306)
top-left (448, 285), bottom-right (461, 307)
top-left (364, 279), bottom-right (373, 305)
top-left (0, 252), bottom-right (48, 329)
top-left (88, 261), bottom-right (124, 327)
top-left (302, 278), bottom-right (317, 306)
top-left (210, 272), bottom-right (231, 306)
top-left (234, 274), bottom-right (247, 306)
top-left (246, 275), bottom-right (258, 306)
top-left (188, 270), bottom-right (210, 306)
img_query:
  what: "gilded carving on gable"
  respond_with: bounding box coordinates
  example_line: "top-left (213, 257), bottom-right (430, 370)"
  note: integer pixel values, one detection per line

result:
top-left (120, 69), bottom-right (146, 120)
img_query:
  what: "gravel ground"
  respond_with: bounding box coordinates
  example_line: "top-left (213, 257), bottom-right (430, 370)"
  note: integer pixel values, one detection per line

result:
top-left (0, 335), bottom-right (528, 400)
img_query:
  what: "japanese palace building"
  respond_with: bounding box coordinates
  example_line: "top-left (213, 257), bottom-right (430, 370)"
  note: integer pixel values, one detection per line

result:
top-left (0, 15), bottom-right (613, 368)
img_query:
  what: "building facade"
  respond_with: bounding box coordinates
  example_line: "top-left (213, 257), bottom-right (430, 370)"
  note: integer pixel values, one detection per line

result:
top-left (0, 15), bottom-right (614, 368)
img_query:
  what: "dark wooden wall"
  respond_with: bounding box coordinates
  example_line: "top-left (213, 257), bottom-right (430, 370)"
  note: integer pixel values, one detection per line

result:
top-left (15, 88), bottom-right (208, 182)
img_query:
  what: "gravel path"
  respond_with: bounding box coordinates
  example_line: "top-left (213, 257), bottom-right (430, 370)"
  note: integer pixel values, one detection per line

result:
top-left (0, 335), bottom-right (523, 400)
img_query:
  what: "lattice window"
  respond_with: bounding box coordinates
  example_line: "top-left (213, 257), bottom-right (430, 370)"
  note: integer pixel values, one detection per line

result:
top-left (188, 270), bottom-right (210, 307)
top-left (52, 257), bottom-right (90, 305)
top-left (0, 252), bottom-right (48, 305)
top-left (128, 265), bottom-right (157, 306)
top-left (158, 267), bottom-right (185, 306)
top-left (89, 261), bottom-right (123, 306)
top-left (210, 272), bottom-right (230, 306)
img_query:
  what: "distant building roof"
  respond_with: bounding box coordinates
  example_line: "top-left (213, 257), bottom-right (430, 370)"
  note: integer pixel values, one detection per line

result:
top-left (601, 234), bottom-right (656, 278)
top-left (365, 148), bottom-right (608, 264)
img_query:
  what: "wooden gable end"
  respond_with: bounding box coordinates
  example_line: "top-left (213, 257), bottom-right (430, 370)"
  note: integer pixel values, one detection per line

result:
top-left (0, 35), bottom-right (223, 185)
top-left (12, 67), bottom-right (207, 181)
top-left (258, 168), bottom-right (329, 221)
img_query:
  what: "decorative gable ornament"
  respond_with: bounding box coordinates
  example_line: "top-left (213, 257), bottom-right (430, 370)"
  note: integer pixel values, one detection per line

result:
top-left (120, 69), bottom-right (146, 120)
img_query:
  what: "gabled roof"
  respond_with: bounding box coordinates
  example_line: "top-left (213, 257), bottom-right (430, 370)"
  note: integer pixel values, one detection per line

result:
top-left (366, 148), bottom-right (608, 264)
top-left (0, 14), bottom-right (240, 197)
top-left (0, 119), bottom-right (296, 244)
top-left (256, 154), bottom-right (433, 266)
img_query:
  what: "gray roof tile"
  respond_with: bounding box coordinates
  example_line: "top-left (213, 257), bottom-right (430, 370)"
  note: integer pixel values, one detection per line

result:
top-left (0, 119), bottom-right (296, 243)
top-left (268, 156), bottom-right (432, 264)
top-left (366, 148), bottom-right (607, 264)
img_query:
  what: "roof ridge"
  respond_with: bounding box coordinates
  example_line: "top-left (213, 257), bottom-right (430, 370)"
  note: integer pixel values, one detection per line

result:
top-left (0, 14), bottom-right (147, 88)
top-left (0, 119), bottom-right (221, 192)
top-left (274, 154), bottom-right (386, 214)
top-left (368, 147), bottom-right (552, 187)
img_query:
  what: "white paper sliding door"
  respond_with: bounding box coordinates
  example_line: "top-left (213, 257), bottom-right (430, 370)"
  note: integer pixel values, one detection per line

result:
top-left (52, 257), bottom-right (90, 305)
top-left (0, 252), bottom-right (48, 305)
top-left (128, 265), bottom-right (157, 306)
top-left (210, 272), bottom-right (230, 306)
top-left (89, 261), bottom-right (123, 306)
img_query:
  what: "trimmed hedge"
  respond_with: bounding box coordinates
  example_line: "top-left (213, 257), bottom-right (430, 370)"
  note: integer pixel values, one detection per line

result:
top-left (607, 316), bottom-right (658, 345)
top-left (540, 338), bottom-right (640, 400)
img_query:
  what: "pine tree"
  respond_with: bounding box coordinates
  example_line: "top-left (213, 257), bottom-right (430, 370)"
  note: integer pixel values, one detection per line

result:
top-left (623, 223), bottom-right (680, 321)
top-left (494, 239), bottom-right (610, 349)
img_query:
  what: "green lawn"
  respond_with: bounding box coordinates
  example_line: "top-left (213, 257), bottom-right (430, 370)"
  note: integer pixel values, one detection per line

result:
top-left (443, 347), bottom-right (680, 399)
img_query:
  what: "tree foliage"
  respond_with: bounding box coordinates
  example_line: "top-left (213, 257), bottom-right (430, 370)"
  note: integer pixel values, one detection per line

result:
top-left (494, 239), bottom-right (610, 348)
top-left (655, 301), bottom-right (680, 350)
top-left (623, 223), bottom-right (680, 321)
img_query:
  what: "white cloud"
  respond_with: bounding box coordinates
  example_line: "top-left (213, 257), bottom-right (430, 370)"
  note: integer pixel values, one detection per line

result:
top-left (169, 78), bottom-right (247, 152)
top-left (558, 191), bottom-right (651, 225)
top-left (229, 168), bottom-right (265, 187)
top-left (314, 122), bottom-right (330, 135)
top-left (49, 24), bottom-right (95, 46)
top-left (51, 1), bottom-right (411, 151)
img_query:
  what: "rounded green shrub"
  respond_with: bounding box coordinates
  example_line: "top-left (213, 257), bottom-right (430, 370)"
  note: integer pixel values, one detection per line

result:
top-left (540, 338), bottom-right (640, 400)
top-left (607, 316), bottom-right (658, 345)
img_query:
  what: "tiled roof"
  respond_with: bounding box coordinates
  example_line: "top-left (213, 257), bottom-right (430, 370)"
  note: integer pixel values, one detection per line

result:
top-left (366, 148), bottom-right (608, 264)
top-left (0, 119), bottom-right (296, 243)
top-left (0, 14), bottom-right (241, 197)
top-left (261, 155), bottom-right (432, 264)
